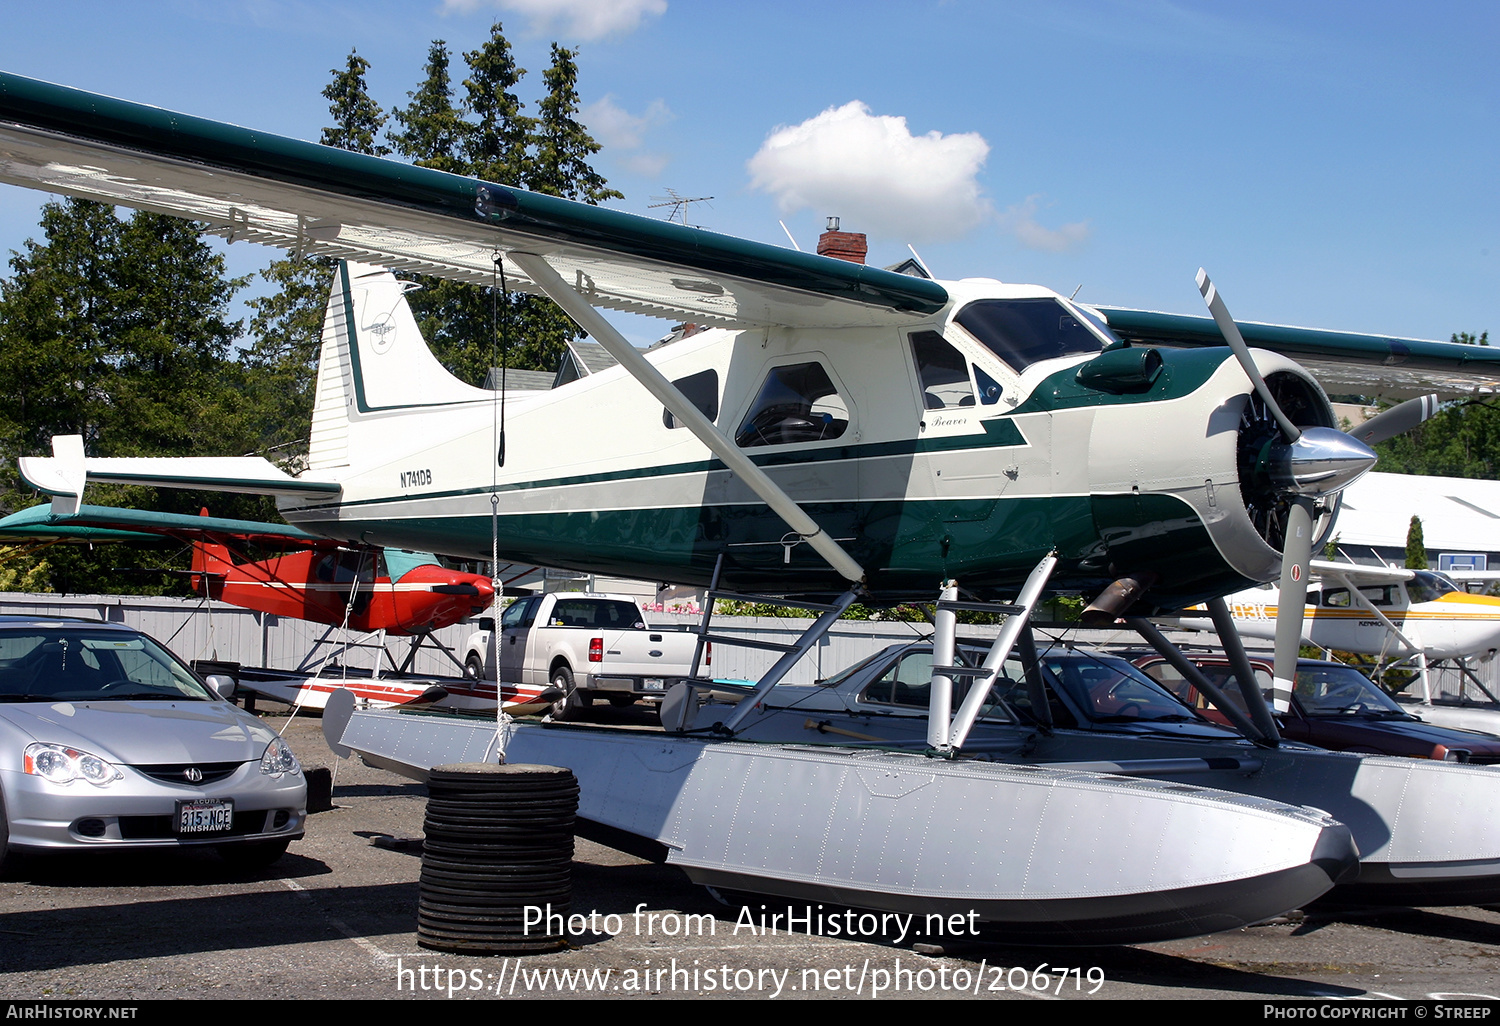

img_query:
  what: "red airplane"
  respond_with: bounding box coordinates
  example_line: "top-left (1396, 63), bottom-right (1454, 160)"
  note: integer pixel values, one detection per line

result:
top-left (189, 533), bottom-right (494, 635)
top-left (0, 503), bottom-right (495, 634)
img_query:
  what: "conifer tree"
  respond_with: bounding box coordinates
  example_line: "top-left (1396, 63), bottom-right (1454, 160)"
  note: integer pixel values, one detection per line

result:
top-left (389, 41), bottom-right (468, 174)
top-left (462, 24), bottom-right (532, 185)
top-left (530, 45), bottom-right (623, 205)
top-left (321, 49), bottom-right (389, 156)
top-left (242, 48), bottom-right (390, 465)
top-left (1406, 515), bottom-right (1428, 570)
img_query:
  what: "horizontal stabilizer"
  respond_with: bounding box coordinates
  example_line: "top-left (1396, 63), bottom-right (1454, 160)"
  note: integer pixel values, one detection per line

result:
top-left (18, 435), bottom-right (341, 510)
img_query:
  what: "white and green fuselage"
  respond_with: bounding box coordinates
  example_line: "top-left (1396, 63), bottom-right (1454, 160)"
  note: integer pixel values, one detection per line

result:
top-left (274, 262), bottom-right (1320, 607)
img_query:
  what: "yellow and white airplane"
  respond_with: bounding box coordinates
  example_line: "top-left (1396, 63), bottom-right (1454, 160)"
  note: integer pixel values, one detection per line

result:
top-left (1219, 560), bottom-right (1500, 663)
top-left (1176, 559), bottom-right (1500, 725)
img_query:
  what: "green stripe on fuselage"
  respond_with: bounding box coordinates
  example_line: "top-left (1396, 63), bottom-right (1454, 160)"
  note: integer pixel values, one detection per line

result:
top-left (321, 491), bottom-right (1248, 606)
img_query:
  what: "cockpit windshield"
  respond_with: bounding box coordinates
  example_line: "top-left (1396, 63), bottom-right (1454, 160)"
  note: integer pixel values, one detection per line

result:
top-left (1407, 571), bottom-right (1462, 604)
top-left (953, 298), bottom-right (1115, 372)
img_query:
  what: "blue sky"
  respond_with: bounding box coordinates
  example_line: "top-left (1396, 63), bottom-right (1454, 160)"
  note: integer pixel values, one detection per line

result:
top-left (0, 0), bottom-right (1494, 345)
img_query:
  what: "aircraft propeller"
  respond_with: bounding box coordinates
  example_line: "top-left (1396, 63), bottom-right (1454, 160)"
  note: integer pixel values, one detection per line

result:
top-left (1195, 270), bottom-right (1439, 714)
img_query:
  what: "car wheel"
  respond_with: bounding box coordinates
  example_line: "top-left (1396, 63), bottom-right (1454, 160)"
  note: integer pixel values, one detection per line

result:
top-left (218, 838), bottom-right (291, 870)
top-left (464, 653), bottom-right (483, 680)
top-left (0, 787), bottom-right (14, 879)
top-left (607, 695), bottom-right (637, 708)
top-left (550, 666), bottom-right (589, 721)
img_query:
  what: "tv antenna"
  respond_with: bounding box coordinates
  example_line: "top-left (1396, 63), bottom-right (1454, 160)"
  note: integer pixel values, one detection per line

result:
top-left (649, 188), bottom-right (714, 227)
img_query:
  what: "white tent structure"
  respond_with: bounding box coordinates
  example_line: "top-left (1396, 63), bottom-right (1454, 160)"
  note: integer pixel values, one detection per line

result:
top-left (1333, 472), bottom-right (1500, 572)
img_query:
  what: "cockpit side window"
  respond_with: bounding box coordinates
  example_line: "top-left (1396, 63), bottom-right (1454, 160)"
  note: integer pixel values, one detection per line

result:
top-left (954, 299), bottom-right (1111, 372)
top-left (662, 369), bottom-right (720, 429)
top-left (735, 361), bottom-right (849, 448)
top-left (909, 332), bottom-right (975, 410)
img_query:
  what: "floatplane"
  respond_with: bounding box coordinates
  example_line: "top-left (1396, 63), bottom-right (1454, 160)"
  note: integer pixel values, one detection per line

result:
top-left (7, 70), bottom-right (1500, 941)
top-left (0, 503), bottom-right (554, 713)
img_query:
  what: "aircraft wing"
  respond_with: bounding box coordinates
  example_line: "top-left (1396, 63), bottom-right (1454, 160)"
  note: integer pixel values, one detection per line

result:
top-left (0, 71), bottom-right (947, 331)
top-left (1095, 307), bottom-right (1500, 401)
top-left (0, 504), bottom-right (327, 548)
top-left (1309, 559), bottom-right (1415, 584)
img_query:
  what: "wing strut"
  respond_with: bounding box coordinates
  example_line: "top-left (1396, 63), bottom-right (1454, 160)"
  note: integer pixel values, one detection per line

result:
top-left (1321, 567), bottom-right (1423, 656)
top-left (506, 251), bottom-right (866, 586)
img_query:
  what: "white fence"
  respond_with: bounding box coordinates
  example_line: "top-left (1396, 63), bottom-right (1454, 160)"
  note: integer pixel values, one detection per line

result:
top-left (1, 592), bottom-right (1494, 702)
top-left (0, 593), bottom-right (942, 686)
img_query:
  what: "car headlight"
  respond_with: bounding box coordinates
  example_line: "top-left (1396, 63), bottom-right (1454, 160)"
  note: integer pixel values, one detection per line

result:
top-left (24, 743), bottom-right (123, 786)
top-left (259, 736), bottom-right (300, 777)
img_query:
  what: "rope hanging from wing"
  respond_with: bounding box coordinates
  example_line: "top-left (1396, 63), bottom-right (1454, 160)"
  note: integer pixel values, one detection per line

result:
top-left (491, 252), bottom-right (513, 760)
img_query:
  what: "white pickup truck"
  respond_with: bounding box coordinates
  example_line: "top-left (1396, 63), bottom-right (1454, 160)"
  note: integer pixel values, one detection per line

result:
top-left (463, 593), bottom-right (704, 719)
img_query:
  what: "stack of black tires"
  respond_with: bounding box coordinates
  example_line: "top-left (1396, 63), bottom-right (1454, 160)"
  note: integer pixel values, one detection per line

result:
top-left (417, 763), bottom-right (579, 954)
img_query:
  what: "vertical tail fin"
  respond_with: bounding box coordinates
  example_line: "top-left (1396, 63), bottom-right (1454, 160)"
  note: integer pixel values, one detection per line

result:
top-left (307, 261), bottom-right (494, 472)
top-left (190, 512), bottom-right (233, 601)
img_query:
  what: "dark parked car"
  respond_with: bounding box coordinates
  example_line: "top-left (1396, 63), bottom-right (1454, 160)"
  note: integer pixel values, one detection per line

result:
top-left (0, 616), bottom-right (307, 870)
top-left (1134, 654), bottom-right (1500, 763)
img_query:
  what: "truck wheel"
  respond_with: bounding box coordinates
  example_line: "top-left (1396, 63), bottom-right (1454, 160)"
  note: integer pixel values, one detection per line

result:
top-left (550, 666), bottom-right (590, 721)
top-left (464, 653), bottom-right (483, 680)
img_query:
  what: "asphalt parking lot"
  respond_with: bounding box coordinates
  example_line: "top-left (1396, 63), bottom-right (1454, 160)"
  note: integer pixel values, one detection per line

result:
top-left (2, 704), bottom-right (1499, 1002)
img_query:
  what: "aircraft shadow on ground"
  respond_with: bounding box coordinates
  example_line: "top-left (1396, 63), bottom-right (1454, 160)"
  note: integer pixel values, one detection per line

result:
top-left (0, 876), bottom-right (416, 972)
top-left (1300, 906), bottom-right (1500, 944)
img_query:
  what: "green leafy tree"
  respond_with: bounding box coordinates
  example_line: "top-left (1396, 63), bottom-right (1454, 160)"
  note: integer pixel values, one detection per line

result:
top-left (0, 199), bottom-right (122, 460)
top-left (0, 200), bottom-right (255, 594)
top-left (1372, 330), bottom-right (1499, 480)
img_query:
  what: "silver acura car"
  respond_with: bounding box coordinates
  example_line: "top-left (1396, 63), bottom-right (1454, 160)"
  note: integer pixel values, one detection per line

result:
top-left (0, 616), bottom-right (306, 870)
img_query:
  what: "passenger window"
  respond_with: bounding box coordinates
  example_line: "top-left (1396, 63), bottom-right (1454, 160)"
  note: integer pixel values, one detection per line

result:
top-left (735, 362), bottom-right (849, 447)
top-left (662, 369), bottom-right (720, 429)
top-left (909, 332), bottom-right (974, 410)
top-left (1323, 588), bottom-right (1350, 608)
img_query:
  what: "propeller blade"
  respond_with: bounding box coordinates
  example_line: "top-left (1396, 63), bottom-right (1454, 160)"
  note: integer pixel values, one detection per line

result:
top-left (1196, 268), bottom-right (1302, 443)
top-left (1272, 497), bottom-right (1317, 714)
top-left (1352, 394), bottom-right (1440, 447)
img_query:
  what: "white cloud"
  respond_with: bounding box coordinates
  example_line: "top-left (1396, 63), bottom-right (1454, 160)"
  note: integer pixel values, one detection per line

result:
top-left (583, 95), bottom-right (673, 178)
top-left (442, 0), bottom-right (667, 41)
top-left (746, 102), bottom-right (992, 245)
top-left (1003, 195), bottom-right (1091, 253)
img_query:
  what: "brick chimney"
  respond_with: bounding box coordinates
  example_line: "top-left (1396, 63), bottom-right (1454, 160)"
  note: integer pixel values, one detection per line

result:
top-left (816, 216), bottom-right (867, 264)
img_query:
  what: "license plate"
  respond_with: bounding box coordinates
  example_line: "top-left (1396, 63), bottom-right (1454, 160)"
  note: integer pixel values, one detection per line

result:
top-left (177, 799), bottom-right (233, 835)
top-left (644, 678), bottom-right (665, 691)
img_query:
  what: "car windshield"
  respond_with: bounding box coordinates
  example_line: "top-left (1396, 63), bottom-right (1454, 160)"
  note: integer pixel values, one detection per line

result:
top-left (1295, 665), bottom-right (1407, 717)
top-left (1040, 652), bottom-right (1201, 723)
top-left (0, 627), bottom-right (214, 702)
